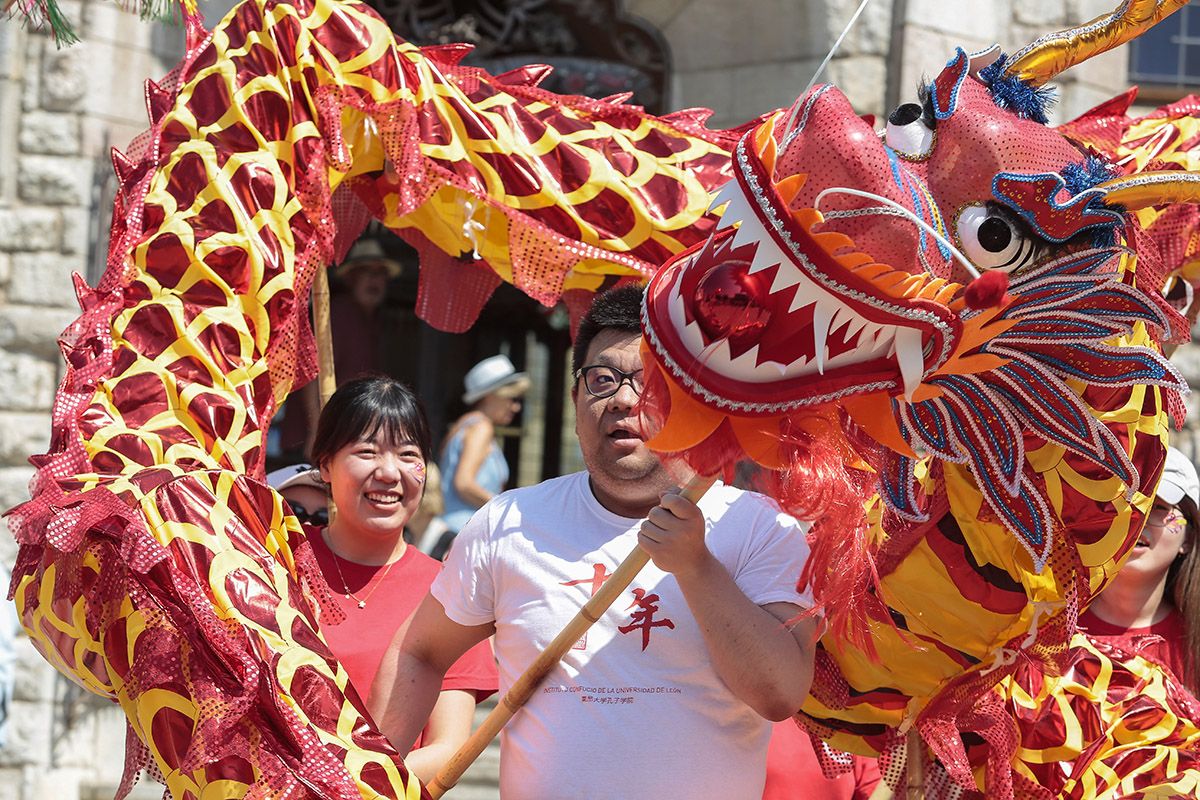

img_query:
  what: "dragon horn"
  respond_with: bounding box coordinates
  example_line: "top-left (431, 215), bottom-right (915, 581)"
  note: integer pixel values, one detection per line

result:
top-left (1099, 172), bottom-right (1200, 209)
top-left (1004, 0), bottom-right (1188, 86)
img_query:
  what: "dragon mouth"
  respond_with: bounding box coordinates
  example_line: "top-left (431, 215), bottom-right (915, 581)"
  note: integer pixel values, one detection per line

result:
top-left (665, 235), bottom-right (927, 388)
top-left (644, 130), bottom-right (963, 415)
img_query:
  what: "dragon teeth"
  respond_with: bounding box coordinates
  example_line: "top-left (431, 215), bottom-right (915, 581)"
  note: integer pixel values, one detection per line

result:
top-left (894, 327), bottom-right (925, 400)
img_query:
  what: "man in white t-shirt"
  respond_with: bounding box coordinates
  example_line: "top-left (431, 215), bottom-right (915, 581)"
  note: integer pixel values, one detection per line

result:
top-left (370, 286), bottom-right (816, 799)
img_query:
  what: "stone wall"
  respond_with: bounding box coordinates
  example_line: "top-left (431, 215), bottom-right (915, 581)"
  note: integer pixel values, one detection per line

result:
top-left (0, 4), bottom-right (180, 797)
top-left (630, 0), bottom-right (894, 124)
top-left (631, 0), bottom-right (1134, 126)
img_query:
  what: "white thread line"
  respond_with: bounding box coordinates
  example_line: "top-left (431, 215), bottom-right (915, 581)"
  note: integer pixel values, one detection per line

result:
top-left (812, 186), bottom-right (981, 279)
top-left (783, 0), bottom-right (874, 141)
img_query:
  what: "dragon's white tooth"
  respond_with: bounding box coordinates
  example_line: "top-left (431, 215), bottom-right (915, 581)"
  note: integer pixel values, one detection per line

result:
top-left (789, 284), bottom-right (816, 314)
top-left (669, 286), bottom-right (686, 322)
top-left (682, 319), bottom-right (706, 353)
top-left (709, 181), bottom-right (739, 216)
top-left (716, 188), bottom-right (754, 233)
top-left (711, 232), bottom-right (734, 257)
top-left (729, 220), bottom-right (759, 251)
top-left (770, 261), bottom-right (802, 294)
top-left (894, 327), bottom-right (925, 401)
top-left (844, 316), bottom-right (868, 343)
top-left (812, 302), bottom-right (835, 375)
top-left (783, 353), bottom-right (808, 376)
top-left (701, 337), bottom-right (733, 367)
top-left (749, 239), bottom-right (784, 275)
top-left (829, 305), bottom-right (855, 334)
top-left (727, 344), bottom-right (761, 380)
top-left (864, 324), bottom-right (893, 355)
top-left (858, 321), bottom-right (880, 346)
top-left (711, 192), bottom-right (737, 226)
top-left (763, 359), bottom-right (790, 377)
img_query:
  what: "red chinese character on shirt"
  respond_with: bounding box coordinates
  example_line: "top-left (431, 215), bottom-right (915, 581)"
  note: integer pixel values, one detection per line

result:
top-left (561, 563), bottom-right (612, 596)
top-left (618, 588), bottom-right (675, 651)
top-left (561, 564), bottom-right (613, 650)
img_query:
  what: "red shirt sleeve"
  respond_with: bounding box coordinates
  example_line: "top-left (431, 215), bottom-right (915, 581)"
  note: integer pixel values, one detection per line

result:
top-left (851, 755), bottom-right (882, 800)
top-left (442, 637), bottom-right (499, 703)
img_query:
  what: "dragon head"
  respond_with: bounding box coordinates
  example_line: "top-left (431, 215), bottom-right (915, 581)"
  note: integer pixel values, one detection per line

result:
top-left (643, 6), bottom-right (1192, 567)
top-left (644, 46), bottom-right (1116, 409)
top-left (640, 2), bottom-right (1196, 784)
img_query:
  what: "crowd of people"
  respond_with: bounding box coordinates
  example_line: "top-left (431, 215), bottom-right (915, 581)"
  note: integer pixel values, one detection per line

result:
top-left (266, 263), bottom-right (1200, 798)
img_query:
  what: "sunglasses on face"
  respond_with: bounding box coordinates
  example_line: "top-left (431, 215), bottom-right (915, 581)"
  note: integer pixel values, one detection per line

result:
top-left (1147, 506), bottom-right (1186, 528)
top-left (289, 502), bottom-right (329, 527)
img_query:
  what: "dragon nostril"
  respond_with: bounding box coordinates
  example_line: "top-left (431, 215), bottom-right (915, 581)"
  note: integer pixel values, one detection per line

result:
top-left (889, 103), bottom-right (923, 126)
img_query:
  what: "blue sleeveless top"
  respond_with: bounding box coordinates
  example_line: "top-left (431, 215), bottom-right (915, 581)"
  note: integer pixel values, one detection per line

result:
top-left (439, 414), bottom-right (509, 533)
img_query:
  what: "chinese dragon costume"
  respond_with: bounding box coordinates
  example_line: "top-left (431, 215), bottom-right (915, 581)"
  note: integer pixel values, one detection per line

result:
top-left (7, 0), bottom-right (1200, 798)
top-left (639, 1), bottom-right (1200, 798)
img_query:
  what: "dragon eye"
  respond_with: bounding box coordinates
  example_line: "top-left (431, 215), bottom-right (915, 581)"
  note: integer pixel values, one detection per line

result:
top-left (885, 102), bottom-right (934, 160)
top-left (955, 204), bottom-right (1044, 273)
top-left (1164, 274), bottom-right (1194, 317)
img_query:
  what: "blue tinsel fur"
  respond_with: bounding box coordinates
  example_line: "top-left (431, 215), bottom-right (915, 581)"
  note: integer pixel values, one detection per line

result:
top-left (978, 53), bottom-right (1056, 125)
top-left (1061, 157), bottom-right (1122, 248)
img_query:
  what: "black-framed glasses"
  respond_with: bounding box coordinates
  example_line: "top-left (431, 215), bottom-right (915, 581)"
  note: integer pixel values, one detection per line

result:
top-left (289, 502), bottom-right (329, 527)
top-left (575, 365), bottom-right (644, 399)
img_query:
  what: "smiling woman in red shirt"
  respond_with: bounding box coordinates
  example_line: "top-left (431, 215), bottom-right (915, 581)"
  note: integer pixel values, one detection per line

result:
top-left (303, 376), bottom-right (498, 783)
top-left (1080, 446), bottom-right (1200, 694)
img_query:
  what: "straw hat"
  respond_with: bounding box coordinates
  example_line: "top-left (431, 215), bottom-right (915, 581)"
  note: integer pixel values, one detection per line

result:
top-left (335, 238), bottom-right (402, 280)
top-left (1158, 447), bottom-right (1200, 506)
top-left (462, 354), bottom-right (530, 404)
top-left (266, 463), bottom-right (325, 492)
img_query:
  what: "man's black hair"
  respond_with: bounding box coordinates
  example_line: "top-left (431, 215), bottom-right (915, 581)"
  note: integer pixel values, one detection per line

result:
top-left (571, 285), bottom-right (645, 375)
top-left (310, 376), bottom-right (433, 469)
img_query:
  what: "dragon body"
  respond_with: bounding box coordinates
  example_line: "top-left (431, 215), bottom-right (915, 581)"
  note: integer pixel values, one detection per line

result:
top-left (640, 4), bottom-right (1200, 797)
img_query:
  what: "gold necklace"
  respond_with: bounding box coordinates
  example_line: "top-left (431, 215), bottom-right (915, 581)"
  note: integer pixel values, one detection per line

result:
top-left (324, 532), bottom-right (401, 609)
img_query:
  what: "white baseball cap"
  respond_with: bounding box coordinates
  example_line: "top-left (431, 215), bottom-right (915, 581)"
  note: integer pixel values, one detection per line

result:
top-left (462, 354), bottom-right (530, 404)
top-left (266, 463), bottom-right (325, 492)
top-left (1157, 447), bottom-right (1200, 506)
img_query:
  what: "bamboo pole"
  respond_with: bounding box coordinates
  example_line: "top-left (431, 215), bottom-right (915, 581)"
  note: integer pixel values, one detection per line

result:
top-left (426, 473), bottom-right (718, 798)
top-left (312, 264), bottom-right (337, 407)
top-left (904, 729), bottom-right (925, 800)
top-left (312, 264), bottom-right (337, 522)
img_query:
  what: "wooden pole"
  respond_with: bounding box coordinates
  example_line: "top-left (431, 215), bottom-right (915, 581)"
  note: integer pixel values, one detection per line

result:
top-left (312, 264), bottom-right (337, 522)
top-left (312, 264), bottom-right (337, 407)
top-left (905, 729), bottom-right (925, 800)
top-left (426, 474), bottom-right (718, 798)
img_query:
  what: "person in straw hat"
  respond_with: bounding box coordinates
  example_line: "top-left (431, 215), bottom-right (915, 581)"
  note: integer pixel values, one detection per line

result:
top-left (330, 237), bottom-right (402, 385)
top-left (427, 354), bottom-right (530, 559)
top-left (276, 237), bottom-right (402, 462)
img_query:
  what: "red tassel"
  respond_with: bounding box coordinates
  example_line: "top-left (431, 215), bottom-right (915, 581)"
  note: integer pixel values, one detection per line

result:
top-left (964, 270), bottom-right (1010, 310)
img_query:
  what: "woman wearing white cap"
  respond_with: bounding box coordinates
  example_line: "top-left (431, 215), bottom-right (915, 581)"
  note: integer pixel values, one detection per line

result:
top-left (428, 354), bottom-right (529, 559)
top-left (1081, 446), bottom-right (1200, 693)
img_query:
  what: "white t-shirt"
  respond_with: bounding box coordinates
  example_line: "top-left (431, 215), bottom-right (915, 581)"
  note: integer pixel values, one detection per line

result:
top-left (432, 472), bottom-right (811, 800)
